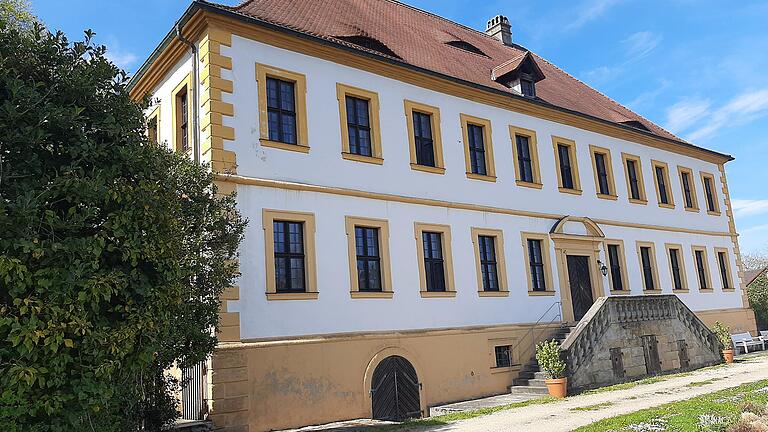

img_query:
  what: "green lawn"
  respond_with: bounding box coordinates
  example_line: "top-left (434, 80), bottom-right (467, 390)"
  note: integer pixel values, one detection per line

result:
top-left (574, 379), bottom-right (768, 432)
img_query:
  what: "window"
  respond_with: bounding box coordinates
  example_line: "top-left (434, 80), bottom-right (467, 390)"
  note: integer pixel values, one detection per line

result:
top-left (520, 77), bottom-right (536, 98)
top-left (692, 246), bottom-right (712, 291)
top-left (263, 210), bottom-right (317, 300)
top-left (590, 145), bottom-right (617, 199)
top-left (336, 83), bottom-right (383, 163)
top-left (636, 242), bottom-right (660, 292)
top-left (552, 136), bottom-right (581, 194)
top-left (147, 105), bottom-right (160, 145)
top-left (472, 228), bottom-right (509, 296)
top-left (461, 114), bottom-right (496, 181)
top-left (522, 233), bottom-right (553, 295)
top-left (678, 167), bottom-right (699, 211)
top-left (171, 74), bottom-right (191, 154)
top-left (414, 223), bottom-right (454, 297)
top-left (256, 64), bottom-right (309, 152)
top-left (665, 244), bottom-right (688, 292)
top-left (715, 248), bottom-right (733, 291)
top-left (605, 240), bottom-right (629, 293)
top-left (652, 160), bottom-right (675, 208)
top-left (345, 217), bottom-right (392, 298)
top-left (494, 345), bottom-right (512, 368)
top-left (701, 173), bottom-right (721, 215)
top-left (405, 100), bottom-right (444, 174)
top-left (509, 126), bottom-right (542, 188)
top-left (622, 153), bottom-right (647, 204)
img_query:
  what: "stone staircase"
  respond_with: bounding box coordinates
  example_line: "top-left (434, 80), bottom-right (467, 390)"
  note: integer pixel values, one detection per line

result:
top-left (508, 325), bottom-right (576, 396)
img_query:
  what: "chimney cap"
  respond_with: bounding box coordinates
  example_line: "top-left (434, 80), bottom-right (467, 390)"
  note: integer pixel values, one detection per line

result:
top-left (485, 14), bottom-right (512, 46)
top-left (486, 15), bottom-right (510, 31)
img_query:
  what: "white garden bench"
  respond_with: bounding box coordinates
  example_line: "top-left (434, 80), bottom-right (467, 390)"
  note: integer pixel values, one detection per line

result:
top-left (760, 330), bottom-right (768, 341)
top-left (731, 332), bottom-right (765, 354)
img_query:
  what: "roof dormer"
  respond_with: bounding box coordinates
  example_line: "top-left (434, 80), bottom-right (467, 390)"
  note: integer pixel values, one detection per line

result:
top-left (491, 51), bottom-right (545, 98)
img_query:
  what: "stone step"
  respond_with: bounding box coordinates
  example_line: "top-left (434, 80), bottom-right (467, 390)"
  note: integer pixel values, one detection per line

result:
top-left (512, 377), bottom-right (548, 387)
top-left (508, 385), bottom-right (550, 396)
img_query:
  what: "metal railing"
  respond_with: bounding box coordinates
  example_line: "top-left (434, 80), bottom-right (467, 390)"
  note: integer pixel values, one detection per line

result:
top-left (509, 301), bottom-right (563, 366)
top-left (181, 361), bottom-right (207, 420)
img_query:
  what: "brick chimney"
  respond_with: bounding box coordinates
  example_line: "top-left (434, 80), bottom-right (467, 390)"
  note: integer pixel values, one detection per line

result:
top-left (485, 15), bottom-right (512, 46)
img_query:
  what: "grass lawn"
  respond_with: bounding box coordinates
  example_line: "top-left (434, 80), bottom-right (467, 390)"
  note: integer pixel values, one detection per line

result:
top-left (574, 379), bottom-right (768, 432)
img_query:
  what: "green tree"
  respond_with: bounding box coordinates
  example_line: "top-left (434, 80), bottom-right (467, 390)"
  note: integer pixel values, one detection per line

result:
top-left (748, 274), bottom-right (768, 329)
top-left (0, 0), bottom-right (36, 30)
top-left (0, 17), bottom-right (246, 432)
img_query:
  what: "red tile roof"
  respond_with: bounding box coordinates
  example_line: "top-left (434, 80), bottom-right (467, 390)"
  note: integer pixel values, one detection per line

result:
top-left (212, 0), bottom-right (683, 144)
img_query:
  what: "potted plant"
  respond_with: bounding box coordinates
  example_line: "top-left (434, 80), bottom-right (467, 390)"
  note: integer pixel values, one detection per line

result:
top-left (535, 339), bottom-right (567, 398)
top-left (713, 321), bottom-right (734, 364)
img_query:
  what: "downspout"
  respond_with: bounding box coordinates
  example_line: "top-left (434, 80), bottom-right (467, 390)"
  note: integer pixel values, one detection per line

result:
top-left (176, 22), bottom-right (200, 164)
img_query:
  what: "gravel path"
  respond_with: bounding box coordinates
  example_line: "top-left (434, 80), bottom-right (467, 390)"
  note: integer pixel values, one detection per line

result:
top-left (415, 353), bottom-right (768, 432)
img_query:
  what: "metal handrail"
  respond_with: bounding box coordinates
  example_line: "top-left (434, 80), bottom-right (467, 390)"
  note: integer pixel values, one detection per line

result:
top-left (509, 301), bottom-right (563, 367)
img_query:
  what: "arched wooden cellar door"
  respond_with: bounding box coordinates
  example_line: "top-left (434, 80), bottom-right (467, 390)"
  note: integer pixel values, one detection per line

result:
top-left (370, 355), bottom-right (421, 421)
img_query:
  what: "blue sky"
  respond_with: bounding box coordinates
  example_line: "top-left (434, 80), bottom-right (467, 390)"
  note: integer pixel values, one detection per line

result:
top-left (31, 0), bottom-right (768, 254)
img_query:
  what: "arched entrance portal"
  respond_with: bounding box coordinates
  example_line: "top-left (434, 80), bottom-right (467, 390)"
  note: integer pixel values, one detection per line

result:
top-left (370, 355), bottom-right (421, 421)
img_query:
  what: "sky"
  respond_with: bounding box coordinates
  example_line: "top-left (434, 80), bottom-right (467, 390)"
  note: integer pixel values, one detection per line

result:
top-left (31, 0), bottom-right (768, 255)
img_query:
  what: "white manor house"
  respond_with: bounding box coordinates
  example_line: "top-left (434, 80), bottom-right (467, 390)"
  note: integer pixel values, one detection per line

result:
top-left (130, 0), bottom-right (757, 430)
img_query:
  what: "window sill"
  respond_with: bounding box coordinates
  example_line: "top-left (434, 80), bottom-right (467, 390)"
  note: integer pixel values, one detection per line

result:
top-left (266, 292), bottom-right (319, 301)
top-left (342, 153), bottom-right (384, 165)
top-left (597, 193), bottom-right (618, 201)
top-left (610, 290), bottom-right (632, 295)
top-left (528, 290), bottom-right (556, 296)
top-left (628, 198), bottom-right (648, 205)
top-left (478, 291), bottom-right (510, 297)
top-left (672, 289), bottom-right (690, 294)
top-left (643, 290), bottom-right (663, 295)
top-left (658, 203), bottom-right (676, 209)
top-left (698, 288), bottom-right (714, 293)
top-left (350, 291), bottom-right (393, 299)
top-left (410, 163), bottom-right (446, 175)
top-left (420, 291), bottom-right (456, 298)
top-left (707, 211), bottom-right (722, 217)
top-left (466, 172), bottom-right (497, 182)
top-left (260, 139), bottom-right (310, 153)
top-left (722, 288), bottom-right (736, 292)
top-left (516, 180), bottom-right (543, 189)
top-left (490, 365), bottom-right (521, 374)
top-left (684, 207), bottom-right (700, 213)
top-left (558, 187), bottom-right (583, 196)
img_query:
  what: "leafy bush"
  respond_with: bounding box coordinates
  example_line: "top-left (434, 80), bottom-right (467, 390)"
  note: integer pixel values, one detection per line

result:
top-left (535, 339), bottom-right (566, 379)
top-left (713, 321), bottom-right (733, 350)
top-left (748, 274), bottom-right (768, 330)
top-left (0, 16), bottom-right (245, 432)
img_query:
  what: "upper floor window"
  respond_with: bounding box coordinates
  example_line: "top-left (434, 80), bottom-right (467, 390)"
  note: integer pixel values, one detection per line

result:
top-left (171, 75), bottom-right (191, 154)
top-left (652, 160), bottom-right (675, 208)
top-left (590, 145), bottom-right (617, 199)
top-left (472, 228), bottom-right (508, 296)
top-left (414, 223), bottom-right (454, 297)
top-left (405, 100), bottom-right (445, 174)
top-left (336, 83), bottom-right (383, 163)
top-left (692, 246), bottom-right (712, 291)
top-left (345, 217), bottom-right (392, 298)
top-left (510, 126), bottom-right (542, 188)
top-left (552, 137), bottom-right (581, 194)
top-left (263, 210), bottom-right (317, 300)
top-left (715, 249), bottom-right (733, 290)
top-left (147, 105), bottom-right (160, 145)
top-left (622, 153), bottom-right (647, 204)
top-left (256, 64), bottom-right (309, 152)
top-left (606, 241), bottom-right (628, 292)
top-left (678, 167), bottom-right (699, 211)
top-left (637, 242), bottom-right (659, 292)
top-left (461, 114), bottom-right (496, 181)
top-left (701, 173), bottom-right (721, 215)
top-left (522, 233), bottom-right (553, 295)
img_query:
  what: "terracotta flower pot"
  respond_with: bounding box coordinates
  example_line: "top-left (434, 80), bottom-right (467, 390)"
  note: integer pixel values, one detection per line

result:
top-left (722, 349), bottom-right (734, 364)
top-left (545, 377), bottom-right (568, 398)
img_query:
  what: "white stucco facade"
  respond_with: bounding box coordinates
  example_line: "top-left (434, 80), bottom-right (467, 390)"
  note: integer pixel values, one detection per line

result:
top-left (145, 31), bottom-right (746, 342)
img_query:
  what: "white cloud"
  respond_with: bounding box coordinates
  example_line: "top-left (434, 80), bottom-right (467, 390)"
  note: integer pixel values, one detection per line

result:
top-left (732, 199), bottom-right (768, 218)
top-left (105, 48), bottom-right (138, 70)
top-left (664, 99), bottom-right (711, 134)
top-left (566, 0), bottom-right (623, 30)
top-left (686, 88), bottom-right (768, 142)
top-left (582, 65), bottom-right (621, 86)
top-left (623, 31), bottom-right (662, 61)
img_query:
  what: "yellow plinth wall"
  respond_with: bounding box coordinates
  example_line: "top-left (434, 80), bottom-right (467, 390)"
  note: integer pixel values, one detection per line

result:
top-left (208, 323), bottom-right (563, 431)
top-left (696, 307), bottom-right (757, 333)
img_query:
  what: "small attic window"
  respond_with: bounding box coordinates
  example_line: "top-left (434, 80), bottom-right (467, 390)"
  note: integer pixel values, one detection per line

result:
top-left (520, 74), bottom-right (536, 98)
top-left (446, 40), bottom-right (487, 57)
top-left (335, 35), bottom-right (401, 59)
top-left (620, 120), bottom-right (650, 132)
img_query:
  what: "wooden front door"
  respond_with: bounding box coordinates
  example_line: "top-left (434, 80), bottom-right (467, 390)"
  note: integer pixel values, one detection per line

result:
top-left (567, 255), bottom-right (594, 322)
top-left (371, 356), bottom-right (421, 421)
